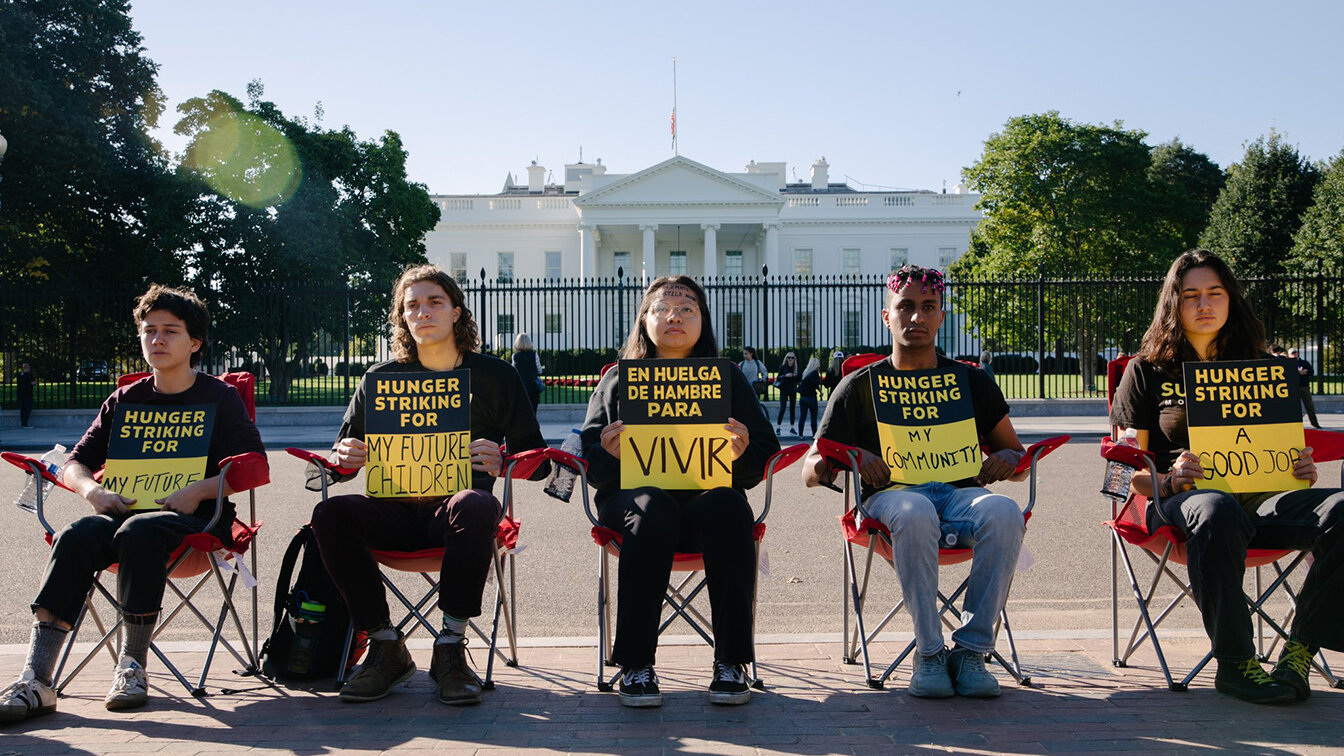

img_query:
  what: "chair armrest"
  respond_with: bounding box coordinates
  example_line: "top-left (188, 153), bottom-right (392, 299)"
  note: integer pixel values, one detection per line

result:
top-left (285, 446), bottom-right (356, 475)
top-left (814, 438), bottom-right (863, 470)
top-left (1304, 428), bottom-right (1344, 464)
top-left (762, 443), bottom-right (811, 482)
top-left (219, 451), bottom-right (269, 492)
top-left (2, 452), bottom-right (73, 491)
top-left (1015, 435), bottom-right (1071, 475)
top-left (1100, 438), bottom-right (1156, 469)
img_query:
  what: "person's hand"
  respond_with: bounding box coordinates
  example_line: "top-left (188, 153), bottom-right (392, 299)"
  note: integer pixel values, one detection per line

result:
top-left (1166, 451), bottom-right (1204, 495)
top-left (600, 421), bottom-right (625, 459)
top-left (975, 449), bottom-right (1024, 487)
top-left (1293, 445), bottom-right (1318, 487)
top-left (334, 437), bottom-right (367, 470)
top-left (857, 448), bottom-right (891, 490)
top-left (725, 418), bottom-right (750, 460)
top-left (470, 439), bottom-right (504, 477)
top-left (157, 486), bottom-right (202, 515)
top-left (86, 486), bottom-right (133, 516)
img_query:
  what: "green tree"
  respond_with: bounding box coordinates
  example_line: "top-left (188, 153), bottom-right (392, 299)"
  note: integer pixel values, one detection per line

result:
top-left (1148, 139), bottom-right (1225, 254)
top-left (952, 112), bottom-right (1172, 392)
top-left (1283, 150), bottom-right (1344, 371)
top-left (174, 86), bottom-right (440, 402)
top-left (1199, 131), bottom-right (1319, 280)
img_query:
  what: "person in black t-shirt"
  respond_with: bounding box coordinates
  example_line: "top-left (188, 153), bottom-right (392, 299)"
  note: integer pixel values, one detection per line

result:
top-left (802, 266), bottom-right (1028, 700)
top-left (310, 265), bottom-right (548, 707)
top-left (1110, 248), bottom-right (1344, 704)
top-left (1287, 347), bottom-right (1321, 429)
top-left (1, 286), bottom-right (266, 722)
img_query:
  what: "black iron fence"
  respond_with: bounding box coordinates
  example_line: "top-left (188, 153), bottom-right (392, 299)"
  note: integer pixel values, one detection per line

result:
top-left (2, 271), bottom-right (1340, 409)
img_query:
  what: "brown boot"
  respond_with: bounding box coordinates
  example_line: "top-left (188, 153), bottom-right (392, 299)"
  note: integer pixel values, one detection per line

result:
top-left (339, 633), bottom-right (415, 703)
top-left (429, 638), bottom-right (482, 706)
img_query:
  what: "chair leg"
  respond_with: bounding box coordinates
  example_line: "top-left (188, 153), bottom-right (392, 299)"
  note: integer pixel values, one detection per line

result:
top-left (597, 546), bottom-right (613, 692)
top-left (1115, 539), bottom-right (1182, 691)
top-left (843, 539), bottom-right (878, 688)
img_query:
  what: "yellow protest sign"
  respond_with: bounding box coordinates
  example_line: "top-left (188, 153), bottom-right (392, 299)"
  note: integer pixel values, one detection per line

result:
top-left (870, 362), bottom-right (981, 485)
top-left (364, 371), bottom-right (472, 498)
top-left (103, 404), bottom-right (216, 511)
top-left (619, 358), bottom-right (733, 489)
top-left (1184, 359), bottom-right (1307, 494)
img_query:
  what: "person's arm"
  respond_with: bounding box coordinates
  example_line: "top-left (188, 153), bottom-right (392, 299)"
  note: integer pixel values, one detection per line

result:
top-left (64, 460), bottom-right (134, 516)
top-left (976, 416), bottom-right (1028, 485)
top-left (494, 361), bottom-right (548, 479)
top-left (728, 369), bottom-right (780, 489)
top-left (580, 370), bottom-right (621, 490)
top-left (800, 373), bottom-right (890, 490)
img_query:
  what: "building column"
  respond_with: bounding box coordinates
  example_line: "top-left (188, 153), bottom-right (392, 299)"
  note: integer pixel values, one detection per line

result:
top-left (639, 223), bottom-right (657, 277)
top-left (579, 223), bottom-right (597, 281)
top-left (763, 222), bottom-right (780, 276)
top-left (701, 223), bottom-right (719, 278)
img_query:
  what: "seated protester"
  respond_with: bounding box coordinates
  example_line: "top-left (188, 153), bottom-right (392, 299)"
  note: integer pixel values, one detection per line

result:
top-left (581, 276), bottom-right (780, 708)
top-left (310, 264), bottom-right (548, 706)
top-left (1112, 249), bottom-right (1344, 704)
top-left (0, 286), bottom-right (266, 722)
top-left (801, 266), bottom-right (1028, 699)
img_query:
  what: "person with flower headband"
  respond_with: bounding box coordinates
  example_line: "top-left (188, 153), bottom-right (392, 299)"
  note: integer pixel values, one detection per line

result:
top-left (801, 265), bottom-right (1029, 699)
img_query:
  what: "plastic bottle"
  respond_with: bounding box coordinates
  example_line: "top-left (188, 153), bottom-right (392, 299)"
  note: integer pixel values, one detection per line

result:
top-left (286, 598), bottom-right (326, 675)
top-left (939, 520), bottom-right (976, 549)
top-left (14, 444), bottom-right (67, 514)
top-left (1101, 428), bottom-right (1139, 500)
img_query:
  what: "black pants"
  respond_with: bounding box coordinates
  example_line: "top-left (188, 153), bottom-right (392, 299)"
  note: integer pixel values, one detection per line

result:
top-left (19, 396), bottom-right (33, 427)
top-left (1300, 387), bottom-right (1321, 428)
top-left (311, 489), bottom-right (500, 630)
top-left (776, 389), bottom-right (796, 426)
top-left (34, 509), bottom-right (226, 626)
top-left (799, 397), bottom-right (819, 436)
top-left (1150, 487), bottom-right (1344, 660)
top-left (599, 486), bottom-right (757, 668)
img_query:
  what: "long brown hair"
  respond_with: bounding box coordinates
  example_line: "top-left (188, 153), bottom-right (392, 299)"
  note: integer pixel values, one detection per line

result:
top-left (1138, 249), bottom-right (1266, 373)
top-left (388, 264), bottom-right (479, 363)
top-left (621, 276), bottom-right (719, 359)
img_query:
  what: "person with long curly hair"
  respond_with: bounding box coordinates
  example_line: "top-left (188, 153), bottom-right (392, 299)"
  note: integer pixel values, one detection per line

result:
top-left (1111, 248), bottom-right (1344, 704)
top-left (309, 264), bottom-right (548, 707)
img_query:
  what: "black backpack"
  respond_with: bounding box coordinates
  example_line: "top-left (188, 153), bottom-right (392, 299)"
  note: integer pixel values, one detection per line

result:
top-left (259, 524), bottom-right (364, 679)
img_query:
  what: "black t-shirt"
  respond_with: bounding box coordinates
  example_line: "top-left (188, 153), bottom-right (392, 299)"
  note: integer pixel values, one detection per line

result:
top-left (816, 355), bottom-right (1010, 495)
top-left (1109, 357), bottom-right (1188, 474)
top-left (17, 372), bottom-right (34, 399)
top-left (336, 353), bottom-right (548, 494)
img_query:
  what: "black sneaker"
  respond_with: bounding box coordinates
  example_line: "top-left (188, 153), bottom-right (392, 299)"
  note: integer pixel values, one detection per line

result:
top-left (1271, 640), bottom-right (1315, 701)
top-left (1214, 657), bottom-right (1297, 704)
top-left (618, 666), bottom-right (662, 708)
top-left (708, 660), bottom-right (751, 705)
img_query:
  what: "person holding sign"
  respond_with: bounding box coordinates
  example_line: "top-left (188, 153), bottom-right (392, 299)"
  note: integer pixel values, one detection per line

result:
top-left (309, 265), bottom-right (548, 707)
top-left (801, 266), bottom-right (1028, 699)
top-left (1111, 249), bottom-right (1344, 704)
top-left (581, 276), bottom-right (779, 708)
top-left (0, 286), bottom-right (265, 722)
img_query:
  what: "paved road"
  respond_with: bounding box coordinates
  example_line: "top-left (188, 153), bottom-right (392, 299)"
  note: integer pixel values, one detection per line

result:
top-left (1, 441), bottom-right (1333, 647)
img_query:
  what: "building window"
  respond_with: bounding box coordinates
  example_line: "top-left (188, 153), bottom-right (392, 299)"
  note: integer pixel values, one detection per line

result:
top-left (938, 247), bottom-right (957, 269)
top-left (890, 248), bottom-right (908, 270)
top-left (844, 310), bottom-right (862, 347)
top-left (669, 250), bottom-right (687, 277)
top-left (614, 251), bottom-right (631, 278)
top-left (449, 252), bottom-right (468, 282)
top-left (725, 311), bottom-right (744, 350)
top-left (497, 252), bottom-right (514, 283)
top-left (794, 248), bottom-right (813, 277)
top-left (725, 250), bottom-right (743, 277)
top-left (545, 251), bottom-right (562, 280)
top-left (794, 311), bottom-right (813, 349)
top-left (545, 312), bottom-right (562, 335)
top-left (842, 248), bottom-right (861, 276)
top-left (497, 313), bottom-right (515, 343)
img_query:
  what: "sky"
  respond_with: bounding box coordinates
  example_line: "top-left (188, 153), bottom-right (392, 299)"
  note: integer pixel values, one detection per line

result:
top-left (130, 0), bottom-right (1344, 196)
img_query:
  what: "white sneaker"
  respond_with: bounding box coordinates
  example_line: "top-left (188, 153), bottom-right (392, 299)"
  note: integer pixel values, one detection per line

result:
top-left (908, 647), bottom-right (954, 698)
top-left (104, 658), bottom-right (149, 711)
top-left (0, 670), bottom-right (56, 723)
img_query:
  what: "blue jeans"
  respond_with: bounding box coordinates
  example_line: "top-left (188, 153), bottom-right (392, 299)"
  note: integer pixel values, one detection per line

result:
top-left (863, 482), bottom-right (1024, 656)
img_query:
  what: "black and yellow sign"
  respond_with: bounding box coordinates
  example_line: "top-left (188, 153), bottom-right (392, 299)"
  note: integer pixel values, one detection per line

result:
top-left (870, 362), bottom-right (981, 485)
top-left (618, 358), bottom-right (733, 489)
top-left (1184, 359), bottom-right (1306, 493)
top-left (365, 371), bottom-right (472, 498)
top-left (104, 404), bottom-right (216, 511)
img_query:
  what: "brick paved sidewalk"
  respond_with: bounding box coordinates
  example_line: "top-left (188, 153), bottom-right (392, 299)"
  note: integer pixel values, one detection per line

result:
top-left (1, 636), bottom-right (1340, 755)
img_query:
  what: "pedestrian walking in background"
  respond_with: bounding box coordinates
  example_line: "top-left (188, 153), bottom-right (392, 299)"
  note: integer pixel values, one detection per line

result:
top-left (797, 356), bottom-right (821, 438)
top-left (17, 362), bottom-right (34, 428)
top-left (1288, 348), bottom-right (1322, 429)
top-left (512, 332), bottom-right (544, 412)
top-left (739, 347), bottom-right (767, 401)
top-left (774, 351), bottom-right (799, 436)
top-left (823, 350), bottom-right (844, 398)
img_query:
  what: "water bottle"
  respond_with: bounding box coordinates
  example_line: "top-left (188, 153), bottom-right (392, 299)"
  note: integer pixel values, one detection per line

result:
top-left (14, 444), bottom-right (67, 514)
top-left (939, 520), bottom-right (976, 549)
top-left (1101, 428), bottom-right (1139, 500)
top-left (286, 598), bottom-right (326, 675)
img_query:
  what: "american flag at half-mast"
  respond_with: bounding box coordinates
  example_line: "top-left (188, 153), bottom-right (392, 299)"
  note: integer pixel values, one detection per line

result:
top-left (670, 108), bottom-right (677, 149)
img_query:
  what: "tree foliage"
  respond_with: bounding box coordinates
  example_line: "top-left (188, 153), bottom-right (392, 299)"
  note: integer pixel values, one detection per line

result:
top-left (1148, 139), bottom-right (1226, 253)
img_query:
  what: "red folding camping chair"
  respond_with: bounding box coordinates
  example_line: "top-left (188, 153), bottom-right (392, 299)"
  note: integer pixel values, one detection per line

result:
top-left (2, 371), bottom-right (268, 697)
top-left (584, 443), bottom-right (812, 692)
top-left (287, 444), bottom-right (554, 690)
top-left (1102, 355), bottom-right (1343, 690)
top-left (814, 352), bottom-right (1069, 689)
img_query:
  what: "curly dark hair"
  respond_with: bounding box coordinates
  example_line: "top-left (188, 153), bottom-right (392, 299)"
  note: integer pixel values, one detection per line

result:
top-left (621, 276), bottom-right (719, 359)
top-left (388, 264), bottom-right (479, 362)
top-left (885, 265), bottom-right (946, 308)
top-left (133, 285), bottom-right (210, 367)
top-left (1138, 249), bottom-right (1266, 374)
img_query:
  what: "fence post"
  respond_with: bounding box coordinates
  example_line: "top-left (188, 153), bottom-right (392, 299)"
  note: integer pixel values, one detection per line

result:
top-left (478, 268), bottom-right (489, 351)
top-left (1316, 267), bottom-right (1325, 395)
top-left (343, 280), bottom-right (351, 399)
top-left (1036, 265), bottom-right (1045, 400)
top-left (761, 265), bottom-right (771, 362)
top-left (67, 294), bottom-right (77, 406)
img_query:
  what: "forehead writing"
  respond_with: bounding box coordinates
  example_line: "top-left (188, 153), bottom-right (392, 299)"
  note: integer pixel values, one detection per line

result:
top-left (652, 283), bottom-right (698, 302)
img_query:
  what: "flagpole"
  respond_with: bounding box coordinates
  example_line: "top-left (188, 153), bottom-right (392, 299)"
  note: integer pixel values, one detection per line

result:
top-left (672, 56), bottom-right (678, 155)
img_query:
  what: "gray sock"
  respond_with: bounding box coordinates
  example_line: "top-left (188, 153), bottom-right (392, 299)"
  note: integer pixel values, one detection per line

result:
top-left (24, 621), bottom-right (69, 686)
top-left (438, 614), bottom-right (468, 645)
top-left (368, 622), bottom-right (398, 642)
top-left (121, 613), bottom-right (157, 668)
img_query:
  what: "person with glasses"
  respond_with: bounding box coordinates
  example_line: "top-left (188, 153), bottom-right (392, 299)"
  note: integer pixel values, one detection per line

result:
top-left (580, 276), bottom-right (779, 708)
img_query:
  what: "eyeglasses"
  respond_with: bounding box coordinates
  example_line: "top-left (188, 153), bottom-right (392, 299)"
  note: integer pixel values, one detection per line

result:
top-left (650, 302), bottom-right (700, 319)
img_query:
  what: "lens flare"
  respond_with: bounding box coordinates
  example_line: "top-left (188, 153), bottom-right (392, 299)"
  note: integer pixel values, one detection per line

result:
top-left (184, 110), bottom-right (301, 207)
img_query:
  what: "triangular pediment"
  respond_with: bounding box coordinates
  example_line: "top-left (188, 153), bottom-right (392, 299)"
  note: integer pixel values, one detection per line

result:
top-left (574, 155), bottom-right (784, 208)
